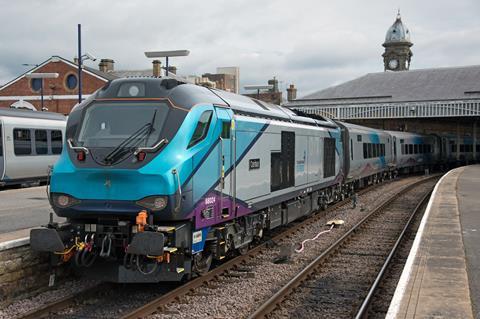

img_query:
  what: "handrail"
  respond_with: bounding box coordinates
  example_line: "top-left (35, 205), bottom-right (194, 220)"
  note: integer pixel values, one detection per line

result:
top-left (67, 138), bottom-right (90, 154)
top-left (133, 138), bottom-right (168, 155)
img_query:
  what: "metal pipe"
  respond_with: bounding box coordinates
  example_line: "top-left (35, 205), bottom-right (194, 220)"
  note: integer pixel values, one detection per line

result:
top-left (40, 79), bottom-right (44, 111)
top-left (165, 56), bottom-right (169, 76)
top-left (232, 117), bottom-right (236, 214)
top-left (77, 24), bottom-right (82, 104)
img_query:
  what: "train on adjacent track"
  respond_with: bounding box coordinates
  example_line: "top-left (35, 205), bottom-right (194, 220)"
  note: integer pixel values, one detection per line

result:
top-left (31, 77), bottom-right (478, 283)
top-left (0, 109), bottom-right (66, 187)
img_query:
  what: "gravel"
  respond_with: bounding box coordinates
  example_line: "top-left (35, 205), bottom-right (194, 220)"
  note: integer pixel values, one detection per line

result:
top-left (0, 175), bottom-right (432, 319)
top-left (0, 278), bottom-right (99, 319)
top-left (148, 175), bottom-right (430, 319)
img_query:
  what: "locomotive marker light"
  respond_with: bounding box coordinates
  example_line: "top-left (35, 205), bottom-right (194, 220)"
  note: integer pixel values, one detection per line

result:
top-left (144, 50), bottom-right (190, 76)
top-left (25, 72), bottom-right (59, 111)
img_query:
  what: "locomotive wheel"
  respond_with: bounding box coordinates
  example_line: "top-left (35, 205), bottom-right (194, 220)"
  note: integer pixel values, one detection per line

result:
top-left (237, 244), bottom-right (249, 255)
top-left (193, 252), bottom-right (212, 276)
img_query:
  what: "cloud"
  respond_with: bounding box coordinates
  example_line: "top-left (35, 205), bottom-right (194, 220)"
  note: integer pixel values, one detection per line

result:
top-left (0, 0), bottom-right (479, 98)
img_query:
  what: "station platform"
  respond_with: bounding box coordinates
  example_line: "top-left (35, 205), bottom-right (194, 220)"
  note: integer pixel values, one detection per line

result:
top-left (387, 165), bottom-right (480, 319)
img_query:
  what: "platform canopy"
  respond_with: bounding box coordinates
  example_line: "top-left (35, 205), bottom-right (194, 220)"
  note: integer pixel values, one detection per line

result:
top-left (286, 65), bottom-right (480, 120)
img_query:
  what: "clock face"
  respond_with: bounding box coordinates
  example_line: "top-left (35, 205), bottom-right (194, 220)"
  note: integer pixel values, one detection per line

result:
top-left (388, 59), bottom-right (399, 69)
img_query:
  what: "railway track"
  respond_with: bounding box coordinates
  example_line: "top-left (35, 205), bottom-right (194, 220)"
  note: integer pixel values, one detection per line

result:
top-left (249, 176), bottom-right (437, 319)
top-left (14, 175), bottom-right (433, 319)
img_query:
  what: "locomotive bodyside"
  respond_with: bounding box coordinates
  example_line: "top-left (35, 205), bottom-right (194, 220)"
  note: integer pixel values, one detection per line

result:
top-left (32, 78), bottom-right (348, 282)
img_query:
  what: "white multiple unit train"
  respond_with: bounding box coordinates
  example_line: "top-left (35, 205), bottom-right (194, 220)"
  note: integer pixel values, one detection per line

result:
top-left (0, 109), bottom-right (66, 186)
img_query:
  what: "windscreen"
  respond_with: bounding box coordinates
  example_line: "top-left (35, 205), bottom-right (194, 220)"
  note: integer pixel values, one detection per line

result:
top-left (76, 101), bottom-right (169, 148)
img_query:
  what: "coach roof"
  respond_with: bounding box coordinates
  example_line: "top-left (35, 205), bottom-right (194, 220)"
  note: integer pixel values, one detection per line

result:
top-left (0, 108), bottom-right (66, 121)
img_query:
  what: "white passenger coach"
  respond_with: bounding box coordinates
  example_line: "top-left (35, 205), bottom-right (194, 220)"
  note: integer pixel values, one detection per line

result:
top-left (0, 109), bottom-right (66, 186)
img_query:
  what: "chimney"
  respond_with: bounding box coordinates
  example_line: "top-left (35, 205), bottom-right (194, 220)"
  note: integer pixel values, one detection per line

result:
top-left (168, 66), bottom-right (177, 75)
top-left (98, 59), bottom-right (115, 72)
top-left (268, 78), bottom-right (279, 92)
top-left (73, 57), bottom-right (79, 64)
top-left (152, 60), bottom-right (162, 77)
top-left (287, 84), bottom-right (297, 102)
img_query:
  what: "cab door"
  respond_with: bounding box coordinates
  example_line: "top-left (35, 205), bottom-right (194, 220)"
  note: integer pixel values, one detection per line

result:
top-left (0, 121), bottom-right (4, 181)
top-left (214, 107), bottom-right (235, 222)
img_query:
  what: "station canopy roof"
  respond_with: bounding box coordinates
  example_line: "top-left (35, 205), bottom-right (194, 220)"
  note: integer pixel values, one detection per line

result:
top-left (288, 65), bottom-right (480, 106)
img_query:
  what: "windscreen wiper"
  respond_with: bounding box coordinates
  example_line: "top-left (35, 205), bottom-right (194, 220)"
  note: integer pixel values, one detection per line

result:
top-left (103, 123), bottom-right (152, 165)
top-left (103, 110), bottom-right (158, 165)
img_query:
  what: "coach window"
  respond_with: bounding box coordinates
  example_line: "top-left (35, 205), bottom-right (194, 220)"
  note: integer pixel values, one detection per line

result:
top-left (357, 135), bottom-right (362, 142)
top-left (13, 129), bottom-right (32, 155)
top-left (367, 143), bottom-right (372, 158)
top-left (35, 130), bottom-right (48, 155)
top-left (0, 124), bottom-right (2, 156)
top-left (51, 130), bottom-right (63, 154)
top-left (363, 143), bottom-right (367, 158)
top-left (409, 144), bottom-right (413, 154)
top-left (189, 111), bottom-right (213, 148)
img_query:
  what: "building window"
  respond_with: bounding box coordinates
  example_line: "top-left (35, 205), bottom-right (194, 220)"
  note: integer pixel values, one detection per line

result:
top-left (35, 130), bottom-right (48, 155)
top-left (66, 74), bottom-right (78, 90)
top-left (14, 129), bottom-right (32, 155)
top-left (31, 78), bottom-right (42, 92)
top-left (51, 130), bottom-right (63, 154)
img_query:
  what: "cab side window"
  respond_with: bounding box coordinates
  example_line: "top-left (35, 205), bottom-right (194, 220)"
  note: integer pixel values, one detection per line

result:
top-left (188, 111), bottom-right (213, 148)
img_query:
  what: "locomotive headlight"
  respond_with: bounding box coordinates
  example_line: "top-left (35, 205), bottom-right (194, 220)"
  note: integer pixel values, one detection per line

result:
top-left (136, 196), bottom-right (167, 211)
top-left (52, 193), bottom-right (81, 208)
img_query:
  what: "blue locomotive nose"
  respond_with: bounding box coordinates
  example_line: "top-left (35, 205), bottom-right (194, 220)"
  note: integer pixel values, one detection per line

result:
top-left (49, 158), bottom-right (180, 219)
top-left (51, 167), bottom-right (171, 201)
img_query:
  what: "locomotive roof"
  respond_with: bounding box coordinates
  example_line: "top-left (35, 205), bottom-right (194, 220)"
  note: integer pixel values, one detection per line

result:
top-left (0, 108), bottom-right (66, 121)
top-left (94, 78), bottom-right (338, 128)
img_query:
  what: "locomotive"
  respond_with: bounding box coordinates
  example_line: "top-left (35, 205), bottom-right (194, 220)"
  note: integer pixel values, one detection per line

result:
top-left (30, 77), bottom-right (473, 283)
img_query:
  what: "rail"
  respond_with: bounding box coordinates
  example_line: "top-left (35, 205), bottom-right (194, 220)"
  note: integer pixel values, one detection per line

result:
top-left (248, 175), bottom-right (438, 319)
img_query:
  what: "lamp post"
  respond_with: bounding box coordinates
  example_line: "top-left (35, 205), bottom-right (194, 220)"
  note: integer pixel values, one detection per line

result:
top-left (144, 50), bottom-right (190, 76)
top-left (25, 73), bottom-right (59, 111)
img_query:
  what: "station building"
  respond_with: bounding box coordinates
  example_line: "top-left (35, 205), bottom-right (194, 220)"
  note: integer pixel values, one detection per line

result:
top-left (0, 56), bottom-right (239, 115)
top-left (286, 12), bottom-right (480, 160)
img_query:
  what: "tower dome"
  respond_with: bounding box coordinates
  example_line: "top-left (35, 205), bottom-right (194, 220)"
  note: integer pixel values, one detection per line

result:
top-left (382, 10), bottom-right (413, 71)
top-left (385, 11), bottom-right (411, 43)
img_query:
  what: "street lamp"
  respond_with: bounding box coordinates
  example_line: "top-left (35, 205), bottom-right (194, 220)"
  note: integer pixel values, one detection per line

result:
top-left (144, 50), bottom-right (190, 76)
top-left (25, 73), bottom-right (59, 111)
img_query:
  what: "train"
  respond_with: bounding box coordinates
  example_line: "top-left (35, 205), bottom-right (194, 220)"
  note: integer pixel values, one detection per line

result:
top-left (0, 109), bottom-right (66, 187)
top-left (30, 77), bottom-right (478, 283)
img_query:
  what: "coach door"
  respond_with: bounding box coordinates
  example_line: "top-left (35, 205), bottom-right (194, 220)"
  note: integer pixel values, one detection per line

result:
top-left (392, 136), bottom-right (397, 163)
top-left (215, 108), bottom-right (235, 222)
top-left (0, 122), bottom-right (4, 180)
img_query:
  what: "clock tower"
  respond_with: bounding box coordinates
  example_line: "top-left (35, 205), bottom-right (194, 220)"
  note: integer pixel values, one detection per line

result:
top-left (382, 11), bottom-right (413, 71)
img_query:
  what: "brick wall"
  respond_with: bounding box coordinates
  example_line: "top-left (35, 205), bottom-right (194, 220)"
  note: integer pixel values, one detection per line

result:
top-left (0, 244), bottom-right (68, 306)
top-left (0, 58), bottom-right (107, 114)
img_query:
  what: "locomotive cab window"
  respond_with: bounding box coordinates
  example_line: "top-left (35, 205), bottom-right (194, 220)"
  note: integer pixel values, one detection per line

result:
top-left (189, 111), bottom-right (213, 148)
top-left (14, 129), bottom-right (32, 156)
top-left (77, 101), bottom-right (169, 149)
top-left (221, 121), bottom-right (231, 139)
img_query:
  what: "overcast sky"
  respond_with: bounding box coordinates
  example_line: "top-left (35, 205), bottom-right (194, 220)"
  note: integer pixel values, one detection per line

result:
top-left (0, 0), bottom-right (479, 97)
